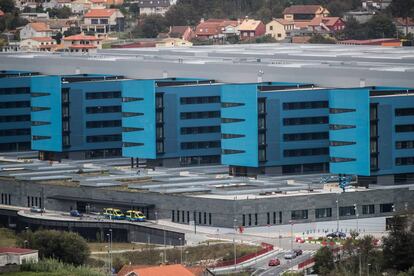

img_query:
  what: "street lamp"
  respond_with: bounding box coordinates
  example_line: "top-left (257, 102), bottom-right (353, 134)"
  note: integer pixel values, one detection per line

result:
top-left (354, 204), bottom-right (359, 234)
top-left (178, 238), bottom-right (183, 264)
top-left (233, 218), bottom-right (237, 270)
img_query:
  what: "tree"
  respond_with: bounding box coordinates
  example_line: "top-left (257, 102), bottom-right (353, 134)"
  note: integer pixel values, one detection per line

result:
top-left (382, 216), bottom-right (414, 272)
top-left (63, 27), bottom-right (81, 37)
top-left (314, 246), bottom-right (335, 276)
top-left (0, 0), bottom-right (15, 13)
top-left (139, 15), bottom-right (167, 38)
top-left (17, 229), bottom-right (90, 266)
top-left (53, 32), bottom-right (63, 44)
top-left (366, 14), bottom-right (397, 39)
top-left (389, 0), bottom-right (414, 36)
top-left (309, 34), bottom-right (336, 44)
top-left (46, 7), bottom-right (73, 19)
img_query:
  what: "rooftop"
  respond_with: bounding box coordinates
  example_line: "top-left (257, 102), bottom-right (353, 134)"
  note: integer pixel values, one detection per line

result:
top-left (84, 9), bottom-right (117, 18)
top-left (283, 5), bottom-right (325, 15)
top-left (1, 44), bottom-right (414, 88)
top-left (0, 247), bottom-right (38, 254)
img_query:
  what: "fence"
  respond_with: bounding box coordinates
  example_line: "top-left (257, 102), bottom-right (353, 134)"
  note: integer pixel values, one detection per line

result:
top-left (214, 242), bottom-right (274, 267)
top-left (298, 257), bottom-right (315, 269)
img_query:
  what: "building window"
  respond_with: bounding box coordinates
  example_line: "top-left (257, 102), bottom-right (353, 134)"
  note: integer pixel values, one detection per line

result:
top-left (395, 124), bottom-right (414, 133)
top-left (181, 141), bottom-right (221, 150)
top-left (199, 212), bottom-right (202, 224)
top-left (0, 115), bottom-right (30, 123)
top-left (291, 210), bottom-right (308, 220)
top-left (248, 214), bottom-right (252, 226)
top-left (255, 213), bottom-right (258, 225)
top-left (279, 211), bottom-right (282, 224)
top-left (32, 135), bottom-right (50, 140)
top-left (180, 96), bottom-right (220, 105)
top-left (86, 120), bottom-right (121, 128)
top-left (182, 210), bottom-right (185, 223)
top-left (329, 141), bottom-right (356, 146)
top-left (362, 204), bottom-right (375, 214)
top-left (330, 157), bottom-right (356, 163)
top-left (315, 208), bottom-right (332, 218)
top-left (86, 134), bottom-right (121, 143)
top-left (329, 124), bottom-right (356, 130)
top-left (283, 116), bottom-right (328, 126)
top-left (180, 111), bottom-right (220, 120)
top-left (284, 132), bottom-right (328, 141)
top-left (171, 210), bottom-right (175, 222)
top-left (209, 213), bottom-right (212, 225)
top-left (380, 203), bottom-right (394, 213)
top-left (0, 101), bottom-right (30, 109)
top-left (242, 214), bottom-right (246, 226)
top-left (273, 212), bottom-right (276, 224)
top-left (283, 101), bottom-right (328, 110)
top-left (267, 212), bottom-right (270, 225)
top-left (221, 118), bottom-right (245, 123)
top-left (187, 211), bottom-right (190, 224)
top-left (396, 157), bottom-right (414, 166)
top-left (339, 206), bottom-right (356, 216)
top-left (222, 133), bottom-right (245, 139)
top-left (284, 147), bottom-right (329, 157)
top-left (86, 106), bottom-right (121, 114)
top-left (0, 87), bottom-right (30, 95)
top-left (86, 91), bottom-right (121, 99)
top-left (222, 102), bottom-right (245, 108)
top-left (181, 126), bottom-right (220, 135)
top-left (396, 140), bottom-right (414, 149)
top-left (329, 108), bottom-right (356, 114)
top-left (395, 108), bottom-right (414, 116)
top-left (204, 212), bottom-right (207, 224)
top-left (222, 149), bottom-right (245, 155)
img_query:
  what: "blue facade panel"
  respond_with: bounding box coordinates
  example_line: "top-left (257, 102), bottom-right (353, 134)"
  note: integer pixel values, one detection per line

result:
top-left (122, 80), bottom-right (156, 159)
top-left (221, 84), bottom-right (259, 167)
top-left (30, 76), bottom-right (63, 152)
top-left (329, 88), bottom-right (370, 176)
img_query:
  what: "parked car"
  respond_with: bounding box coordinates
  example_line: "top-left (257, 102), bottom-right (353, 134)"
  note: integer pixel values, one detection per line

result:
top-left (125, 210), bottom-right (146, 222)
top-left (326, 231), bottom-right (346, 239)
top-left (102, 208), bottom-right (124, 220)
top-left (70, 210), bottom-right (83, 217)
top-left (268, 258), bottom-right (280, 266)
top-left (293, 249), bottom-right (303, 256)
top-left (30, 206), bottom-right (44, 213)
top-left (284, 251), bottom-right (297, 259)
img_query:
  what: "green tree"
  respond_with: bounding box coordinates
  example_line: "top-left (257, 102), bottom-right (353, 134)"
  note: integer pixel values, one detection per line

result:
top-left (46, 7), bottom-right (73, 19)
top-left (0, 0), bottom-right (15, 13)
top-left (140, 14), bottom-right (167, 38)
top-left (17, 229), bottom-right (90, 266)
top-left (309, 33), bottom-right (336, 44)
top-left (389, 0), bottom-right (414, 36)
top-left (382, 216), bottom-right (414, 272)
top-left (314, 246), bottom-right (335, 276)
top-left (366, 14), bottom-right (397, 38)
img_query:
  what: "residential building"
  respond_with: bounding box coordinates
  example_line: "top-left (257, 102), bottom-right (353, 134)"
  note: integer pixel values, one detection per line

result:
top-left (266, 19), bottom-right (294, 40)
top-left (155, 38), bottom-right (193, 47)
top-left (220, 82), bottom-right (329, 177)
top-left (394, 17), bottom-right (414, 36)
top-left (307, 17), bottom-right (345, 33)
top-left (168, 26), bottom-right (195, 41)
top-left (329, 86), bottom-right (414, 185)
top-left (195, 19), bottom-right (238, 39)
top-left (136, 0), bottom-right (171, 15)
top-left (122, 78), bottom-right (222, 167)
top-left (20, 37), bottom-right (57, 52)
top-left (117, 264), bottom-right (197, 276)
top-left (0, 71), bottom-right (39, 152)
top-left (283, 5), bottom-right (329, 21)
top-left (62, 34), bottom-right (102, 53)
top-left (362, 0), bottom-right (392, 10)
top-left (71, 0), bottom-right (92, 14)
top-left (82, 9), bottom-right (125, 35)
top-left (106, 0), bottom-right (124, 6)
top-left (30, 74), bottom-right (132, 161)
top-left (237, 19), bottom-right (266, 39)
top-left (343, 11), bottom-right (375, 24)
top-left (19, 22), bottom-right (53, 40)
top-left (0, 248), bottom-right (38, 266)
top-left (89, 0), bottom-right (106, 9)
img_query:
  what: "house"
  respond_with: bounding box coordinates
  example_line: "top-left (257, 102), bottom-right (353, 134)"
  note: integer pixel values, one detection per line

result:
top-left (41, 19), bottom-right (79, 35)
top-left (394, 17), bottom-right (414, 36)
top-left (71, 0), bottom-right (91, 14)
top-left (156, 38), bottom-right (193, 47)
top-left (307, 17), bottom-right (345, 33)
top-left (195, 19), bottom-right (238, 39)
top-left (20, 22), bottom-right (53, 40)
top-left (82, 9), bottom-right (125, 35)
top-left (0, 248), bottom-right (38, 266)
top-left (137, 0), bottom-right (171, 16)
top-left (343, 11), bottom-right (375, 23)
top-left (362, 0), bottom-right (392, 10)
top-left (168, 26), bottom-right (194, 41)
top-left (62, 34), bottom-right (102, 53)
top-left (283, 5), bottom-right (329, 21)
top-left (20, 12), bottom-right (49, 21)
top-left (20, 37), bottom-right (57, 51)
top-left (266, 19), bottom-right (295, 40)
top-left (106, 0), bottom-right (124, 6)
top-left (89, 0), bottom-right (106, 9)
top-left (118, 264), bottom-right (197, 276)
top-left (237, 19), bottom-right (266, 39)
top-left (56, 0), bottom-right (72, 9)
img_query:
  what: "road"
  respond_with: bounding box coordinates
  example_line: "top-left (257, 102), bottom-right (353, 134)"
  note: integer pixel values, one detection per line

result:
top-left (255, 252), bottom-right (313, 276)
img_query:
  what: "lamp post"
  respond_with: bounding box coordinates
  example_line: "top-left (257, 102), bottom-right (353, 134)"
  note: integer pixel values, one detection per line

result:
top-left (233, 218), bottom-right (237, 270)
top-left (354, 204), bottom-right (359, 234)
top-left (178, 237), bottom-right (183, 264)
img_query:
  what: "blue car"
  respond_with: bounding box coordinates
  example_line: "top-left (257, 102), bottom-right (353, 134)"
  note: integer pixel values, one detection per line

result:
top-left (70, 210), bottom-right (83, 217)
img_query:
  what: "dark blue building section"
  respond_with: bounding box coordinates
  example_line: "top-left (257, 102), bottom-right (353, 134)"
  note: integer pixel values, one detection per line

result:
top-left (330, 87), bottom-right (414, 185)
top-left (221, 82), bottom-right (330, 177)
top-left (0, 71), bottom-right (39, 152)
top-left (31, 74), bottom-right (129, 161)
top-left (122, 78), bottom-right (222, 167)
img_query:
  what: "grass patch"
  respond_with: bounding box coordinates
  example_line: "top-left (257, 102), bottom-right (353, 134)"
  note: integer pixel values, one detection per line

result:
top-left (16, 258), bottom-right (104, 276)
top-left (88, 242), bottom-right (148, 252)
top-left (92, 243), bottom-right (262, 271)
top-left (0, 228), bottom-right (17, 247)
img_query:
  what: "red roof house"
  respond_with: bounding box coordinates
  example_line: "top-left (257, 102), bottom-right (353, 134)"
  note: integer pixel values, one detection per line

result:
top-left (195, 19), bottom-right (238, 39)
top-left (237, 19), bottom-right (266, 39)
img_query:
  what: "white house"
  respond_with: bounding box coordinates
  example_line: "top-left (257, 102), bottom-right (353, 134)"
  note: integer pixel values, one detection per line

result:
top-left (0, 248), bottom-right (38, 266)
top-left (20, 37), bottom-right (57, 51)
top-left (82, 9), bottom-right (125, 36)
top-left (137, 0), bottom-right (171, 15)
top-left (20, 22), bottom-right (53, 40)
top-left (62, 34), bottom-right (102, 53)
